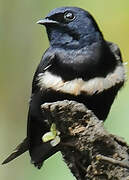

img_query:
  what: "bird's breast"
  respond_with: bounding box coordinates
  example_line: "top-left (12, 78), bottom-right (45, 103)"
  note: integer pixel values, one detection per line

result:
top-left (37, 64), bottom-right (125, 96)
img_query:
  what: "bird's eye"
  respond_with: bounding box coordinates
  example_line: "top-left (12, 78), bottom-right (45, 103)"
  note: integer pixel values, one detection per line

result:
top-left (64, 12), bottom-right (75, 22)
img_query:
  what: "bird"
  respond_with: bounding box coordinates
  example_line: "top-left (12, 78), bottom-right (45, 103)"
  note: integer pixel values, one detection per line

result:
top-left (2, 6), bottom-right (125, 169)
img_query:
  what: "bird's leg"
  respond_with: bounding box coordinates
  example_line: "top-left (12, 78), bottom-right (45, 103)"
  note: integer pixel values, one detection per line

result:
top-left (42, 123), bottom-right (61, 147)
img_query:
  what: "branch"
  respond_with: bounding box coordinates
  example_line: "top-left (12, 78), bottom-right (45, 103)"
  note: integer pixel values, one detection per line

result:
top-left (41, 100), bottom-right (129, 180)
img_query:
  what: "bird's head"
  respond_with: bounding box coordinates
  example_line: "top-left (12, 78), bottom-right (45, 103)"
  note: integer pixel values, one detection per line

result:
top-left (37, 7), bottom-right (104, 49)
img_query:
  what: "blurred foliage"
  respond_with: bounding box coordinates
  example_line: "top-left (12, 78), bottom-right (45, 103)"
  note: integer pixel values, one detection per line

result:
top-left (0, 0), bottom-right (129, 180)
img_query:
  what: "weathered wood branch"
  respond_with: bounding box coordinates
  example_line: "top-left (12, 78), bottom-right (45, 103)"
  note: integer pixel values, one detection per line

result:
top-left (41, 100), bottom-right (129, 180)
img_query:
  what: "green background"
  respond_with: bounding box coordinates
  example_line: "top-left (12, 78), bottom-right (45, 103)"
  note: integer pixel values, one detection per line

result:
top-left (0, 0), bottom-right (129, 180)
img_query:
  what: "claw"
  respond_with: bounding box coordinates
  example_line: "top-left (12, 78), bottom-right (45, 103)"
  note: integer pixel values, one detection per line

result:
top-left (50, 136), bottom-right (61, 147)
top-left (42, 123), bottom-right (61, 146)
top-left (42, 131), bottom-right (56, 142)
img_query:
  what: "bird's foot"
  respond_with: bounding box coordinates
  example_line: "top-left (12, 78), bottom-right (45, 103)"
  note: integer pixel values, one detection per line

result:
top-left (42, 123), bottom-right (61, 147)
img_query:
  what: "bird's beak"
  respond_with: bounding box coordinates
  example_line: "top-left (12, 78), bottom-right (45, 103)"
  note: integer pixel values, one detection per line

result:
top-left (37, 18), bottom-right (59, 25)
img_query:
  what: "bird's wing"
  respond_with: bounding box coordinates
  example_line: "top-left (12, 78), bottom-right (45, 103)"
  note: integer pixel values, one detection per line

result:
top-left (2, 137), bottom-right (29, 165)
top-left (31, 49), bottom-right (56, 94)
top-left (106, 41), bottom-right (122, 62)
top-left (26, 50), bottom-right (59, 168)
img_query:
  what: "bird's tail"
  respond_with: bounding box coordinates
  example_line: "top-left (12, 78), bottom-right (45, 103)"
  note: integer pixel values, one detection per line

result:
top-left (2, 137), bottom-right (29, 165)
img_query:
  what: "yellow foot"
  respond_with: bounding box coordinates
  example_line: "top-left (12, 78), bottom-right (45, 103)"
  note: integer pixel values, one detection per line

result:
top-left (42, 123), bottom-right (60, 147)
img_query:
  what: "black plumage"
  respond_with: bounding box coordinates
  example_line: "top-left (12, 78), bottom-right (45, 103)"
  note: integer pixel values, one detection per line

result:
top-left (2, 7), bottom-right (125, 169)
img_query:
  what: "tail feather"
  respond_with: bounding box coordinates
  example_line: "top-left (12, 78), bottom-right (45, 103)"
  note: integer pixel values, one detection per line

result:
top-left (2, 137), bottom-right (29, 165)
